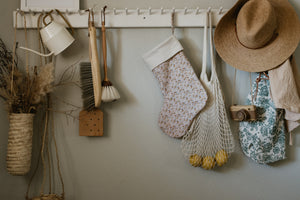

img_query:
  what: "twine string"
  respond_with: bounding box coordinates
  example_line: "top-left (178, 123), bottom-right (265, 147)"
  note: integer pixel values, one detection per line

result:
top-left (37, 13), bottom-right (48, 65)
top-left (24, 14), bottom-right (29, 75)
top-left (55, 9), bottom-right (74, 35)
top-left (49, 95), bottom-right (65, 198)
top-left (40, 107), bottom-right (49, 196)
top-left (171, 11), bottom-right (175, 35)
top-left (25, 13), bottom-right (64, 199)
top-left (11, 11), bottom-right (19, 98)
top-left (231, 68), bottom-right (237, 105)
top-left (254, 72), bottom-right (269, 101)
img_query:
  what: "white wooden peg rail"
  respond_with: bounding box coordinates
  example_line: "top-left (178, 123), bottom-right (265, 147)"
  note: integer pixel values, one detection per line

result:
top-left (13, 7), bottom-right (228, 29)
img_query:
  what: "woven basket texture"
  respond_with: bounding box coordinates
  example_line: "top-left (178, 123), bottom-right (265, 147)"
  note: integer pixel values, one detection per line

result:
top-left (30, 194), bottom-right (63, 200)
top-left (6, 113), bottom-right (35, 175)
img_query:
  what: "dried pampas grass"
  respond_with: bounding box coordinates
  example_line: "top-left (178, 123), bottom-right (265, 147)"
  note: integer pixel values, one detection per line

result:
top-left (31, 63), bottom-right (54, 104)
top-left (0, 39), bottom-right (54, 113)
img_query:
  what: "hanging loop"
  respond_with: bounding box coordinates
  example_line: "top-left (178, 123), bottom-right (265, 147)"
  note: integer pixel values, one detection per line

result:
top-left (86, 8), bottom-right (95, 26)
top-left (55, 9), bottom-right (75, 35)
top-left (101, 6), bottom-right (107, 24)
top-left (42, 10), bottom-right (54, 26)
top-left (171, 9), bottom-right (175, 35)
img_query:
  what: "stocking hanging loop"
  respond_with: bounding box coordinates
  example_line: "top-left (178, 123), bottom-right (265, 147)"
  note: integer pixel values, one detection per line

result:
top-left (171, 8), bottom-right (175, 35)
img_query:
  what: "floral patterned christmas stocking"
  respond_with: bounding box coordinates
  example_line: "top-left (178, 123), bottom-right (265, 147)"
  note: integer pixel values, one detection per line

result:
top-left (143, 36), bottom-right (207, 138)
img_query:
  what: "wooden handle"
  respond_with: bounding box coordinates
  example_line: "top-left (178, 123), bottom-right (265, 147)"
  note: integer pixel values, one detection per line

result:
top-left (101, 21), bottom-right (108, 81)
top-left (89, 24), bottom-right (102, 107)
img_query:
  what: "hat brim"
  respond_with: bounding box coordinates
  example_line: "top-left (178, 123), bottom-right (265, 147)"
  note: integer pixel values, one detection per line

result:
top-left (214, 0), bottom-right (300, 72)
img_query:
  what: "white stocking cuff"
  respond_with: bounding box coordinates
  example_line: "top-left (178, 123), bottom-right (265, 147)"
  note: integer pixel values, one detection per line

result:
top-left (143, 36), bottom-right (183, 70)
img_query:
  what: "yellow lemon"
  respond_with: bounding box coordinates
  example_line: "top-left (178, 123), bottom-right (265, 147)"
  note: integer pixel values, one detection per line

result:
top-left (189, 154), bottom-right (202, 167)
top-left (202, 156), bottom-right (215, 170)
top-left (215, 149), bottom-right (228, 167)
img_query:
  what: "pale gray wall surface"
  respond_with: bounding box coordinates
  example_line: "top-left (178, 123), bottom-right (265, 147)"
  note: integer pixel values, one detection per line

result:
top-left (1, 0), bottom-right (300, 200)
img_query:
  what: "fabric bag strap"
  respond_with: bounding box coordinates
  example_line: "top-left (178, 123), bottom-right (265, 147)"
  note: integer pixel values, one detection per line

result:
top-left (200, 11), bottom-right (208, 80)
top-left (208, 11), bottom-right (217, 81)
top-left (200, 11), bottom-right (217, 82)
top-left (200, 12), bottom-right (207, 80)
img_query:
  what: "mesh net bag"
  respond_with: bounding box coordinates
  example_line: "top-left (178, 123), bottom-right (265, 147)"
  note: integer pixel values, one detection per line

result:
top-left (181, 12), bottom-right (234, 169)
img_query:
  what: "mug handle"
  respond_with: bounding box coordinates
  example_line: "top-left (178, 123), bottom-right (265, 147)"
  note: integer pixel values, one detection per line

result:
top-left (43, 10), bottom-right (54, 26)
top-left (42, 9), bottom-right (75, 35)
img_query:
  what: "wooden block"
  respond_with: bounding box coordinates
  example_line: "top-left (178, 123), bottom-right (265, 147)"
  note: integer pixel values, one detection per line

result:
top-left (79, 109), bottom-right (103, 136)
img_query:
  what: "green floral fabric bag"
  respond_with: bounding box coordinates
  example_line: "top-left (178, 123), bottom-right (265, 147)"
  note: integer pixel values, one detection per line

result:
top-left (239, 73), bottom-right (286, 164)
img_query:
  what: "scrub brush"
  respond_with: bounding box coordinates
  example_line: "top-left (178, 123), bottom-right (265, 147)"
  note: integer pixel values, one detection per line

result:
top-left (101, 6), bottom-right (120, 103)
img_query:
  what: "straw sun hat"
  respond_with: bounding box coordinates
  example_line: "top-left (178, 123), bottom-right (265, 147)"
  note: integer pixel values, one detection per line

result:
top-left (214, 0), bottom-right (300, 72)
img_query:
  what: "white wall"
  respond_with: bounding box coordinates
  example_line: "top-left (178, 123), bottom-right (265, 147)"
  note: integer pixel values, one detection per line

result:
top-left (1, 0), bottom-right (300, 200)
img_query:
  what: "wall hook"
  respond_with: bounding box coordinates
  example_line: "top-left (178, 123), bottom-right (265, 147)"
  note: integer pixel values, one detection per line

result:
top-left (218, 7), bottom-right (223, 15)
top-left (18, 9), bottom-right (24, 16)
top-left (184, 7), bottom-right (188, 15)
top-left (196, 7), bottom-right (200, 15)
top-left (14, 7), bottom-right (228, 29)
top-left (16, 8), bottom-right (22, 18)
top-left (207, 7), bottom-right (212, 13)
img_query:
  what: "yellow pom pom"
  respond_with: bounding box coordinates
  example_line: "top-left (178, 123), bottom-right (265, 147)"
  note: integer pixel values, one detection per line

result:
top-left (202, 156), bottom-right (215, 170)
top-left (189, 154), bottom-right (202, 167)
top-left (215, 149), bottom-right (228, 167)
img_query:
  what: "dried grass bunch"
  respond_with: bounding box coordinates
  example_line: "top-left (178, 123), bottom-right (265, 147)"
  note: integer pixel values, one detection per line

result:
top-left (0, 39), bottom-right (54, 113)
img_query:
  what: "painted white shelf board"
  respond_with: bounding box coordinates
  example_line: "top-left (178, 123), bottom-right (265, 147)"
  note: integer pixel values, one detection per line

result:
top-left (13, 8), bottom-right (228, 29)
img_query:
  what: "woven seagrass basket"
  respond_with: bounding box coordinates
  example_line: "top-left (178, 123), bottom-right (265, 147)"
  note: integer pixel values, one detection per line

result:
top-left (6, 113), bottom-right (35, 175)
top-left (30, 194), bottom-right (64, 200)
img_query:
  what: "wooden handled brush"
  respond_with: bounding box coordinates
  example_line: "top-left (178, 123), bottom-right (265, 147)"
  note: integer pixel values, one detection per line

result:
top-left (80, 10), bottom-right (102, 111)
top-left (89, 16), bottom-right (102, 107)
top-left (79, 10), bottom-right (103, 137)
top-left (101, 6), bottom-right (120, 102)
